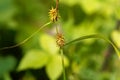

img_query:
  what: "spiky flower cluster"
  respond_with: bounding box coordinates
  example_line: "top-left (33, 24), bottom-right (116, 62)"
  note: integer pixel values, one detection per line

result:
top-left (56, 33), bottom-right (65, 47)
top-left (49, 0), bottom-right (64, 48)
top-left (49, 7), bottom-right (59, 22)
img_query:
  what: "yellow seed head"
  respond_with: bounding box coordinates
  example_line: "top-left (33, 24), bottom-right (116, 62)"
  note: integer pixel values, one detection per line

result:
top-left (49, 7), bottom-right (59, 22)
top-left (56, 33), bottom-right (65, 47)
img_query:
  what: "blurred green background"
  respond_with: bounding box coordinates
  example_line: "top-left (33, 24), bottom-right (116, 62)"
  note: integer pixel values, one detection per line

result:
top-left (0, 0), bottom-right (120, 80)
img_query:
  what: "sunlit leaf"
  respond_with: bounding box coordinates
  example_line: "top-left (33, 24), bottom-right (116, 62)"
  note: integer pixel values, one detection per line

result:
top-left (17, 50), bottom-right (49, 71)
top-left (39, 34), bottom-right (59, 54)
top-left (115, 0), bottom-right (120, 19)
top-left (79, 0), bottom-right (101, 15)
top-left (112, 30), bottom-right (120, 48)
top-left (115, 8), bottom-right (120, 19)
top-left (60, 0), bottom-right (79, 6)
top-left (46, 54), bottom-right (69, 80)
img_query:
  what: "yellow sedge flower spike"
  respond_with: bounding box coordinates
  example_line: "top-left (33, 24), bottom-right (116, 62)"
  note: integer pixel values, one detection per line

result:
top-left (56, 33), bottom-right (65, 47)
top-left (49, 7), bottom-right (59, 22)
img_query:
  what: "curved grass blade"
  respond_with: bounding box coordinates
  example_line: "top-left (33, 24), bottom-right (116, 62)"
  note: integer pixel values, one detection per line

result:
top-left (64, 34), bottom-right (120, 59)
top-left (0, 22), bottom-right (51, 51)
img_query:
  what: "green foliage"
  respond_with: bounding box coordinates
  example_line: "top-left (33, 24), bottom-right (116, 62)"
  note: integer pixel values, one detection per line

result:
top-left (39, 33), bottom-right (59, 54)
top-left (0, 56), bottom-right (16, 77)
top-left (46, 54), bottom-right (64, 80)
top-left (17, 50), bottom-right (49, 71)
top-left (65, 34), bottom-right (120, 58)
top-left (0, 0), bottom-right (120, 80)
top-left (112, 30), bottom-right (120, 48)
top-left (0, 0), bottom-right (16, 22)
top-left (17, 33), bottom-right (69, 80)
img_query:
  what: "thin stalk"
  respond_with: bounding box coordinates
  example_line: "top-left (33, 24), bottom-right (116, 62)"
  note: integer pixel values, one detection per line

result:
top-left (56, 0), bottom-right (59, 10)
top-left (0, 22), bottom-right (51, 50)
top-left (60, 48), bottom-right (66, 80)
top-left (64, 34), bottom-right (120, 59)
top-left (56, 25), bottom-right (59, 34)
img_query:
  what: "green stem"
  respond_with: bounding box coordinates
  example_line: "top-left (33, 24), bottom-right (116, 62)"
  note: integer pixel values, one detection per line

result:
top-left (0, 22), bottom-right (51, 50)
top-left (64, 34), bottom-right (120, 59)
top-left (60, 48), bottom-right (66, 80)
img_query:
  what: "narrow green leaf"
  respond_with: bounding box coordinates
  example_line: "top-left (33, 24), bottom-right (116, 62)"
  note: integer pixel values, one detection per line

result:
top-left (64, 34), bottom-right (120, 58)
top-left (17, 50), bottom-right (49, 71)
top-left (0, 22), bottom-right (51, 51)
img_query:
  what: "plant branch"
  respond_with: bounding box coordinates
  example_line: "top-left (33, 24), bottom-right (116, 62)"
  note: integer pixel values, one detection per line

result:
top-left (0, 22), bottom-right (51, 51)
top-left (56, 0), bottom-right (59, 10)
top-left (64, 34), bottom-right (120, 59)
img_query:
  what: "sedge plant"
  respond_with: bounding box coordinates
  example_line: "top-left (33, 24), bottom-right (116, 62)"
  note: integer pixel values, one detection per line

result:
top-left (0, 0), bottom-right (120, 80)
